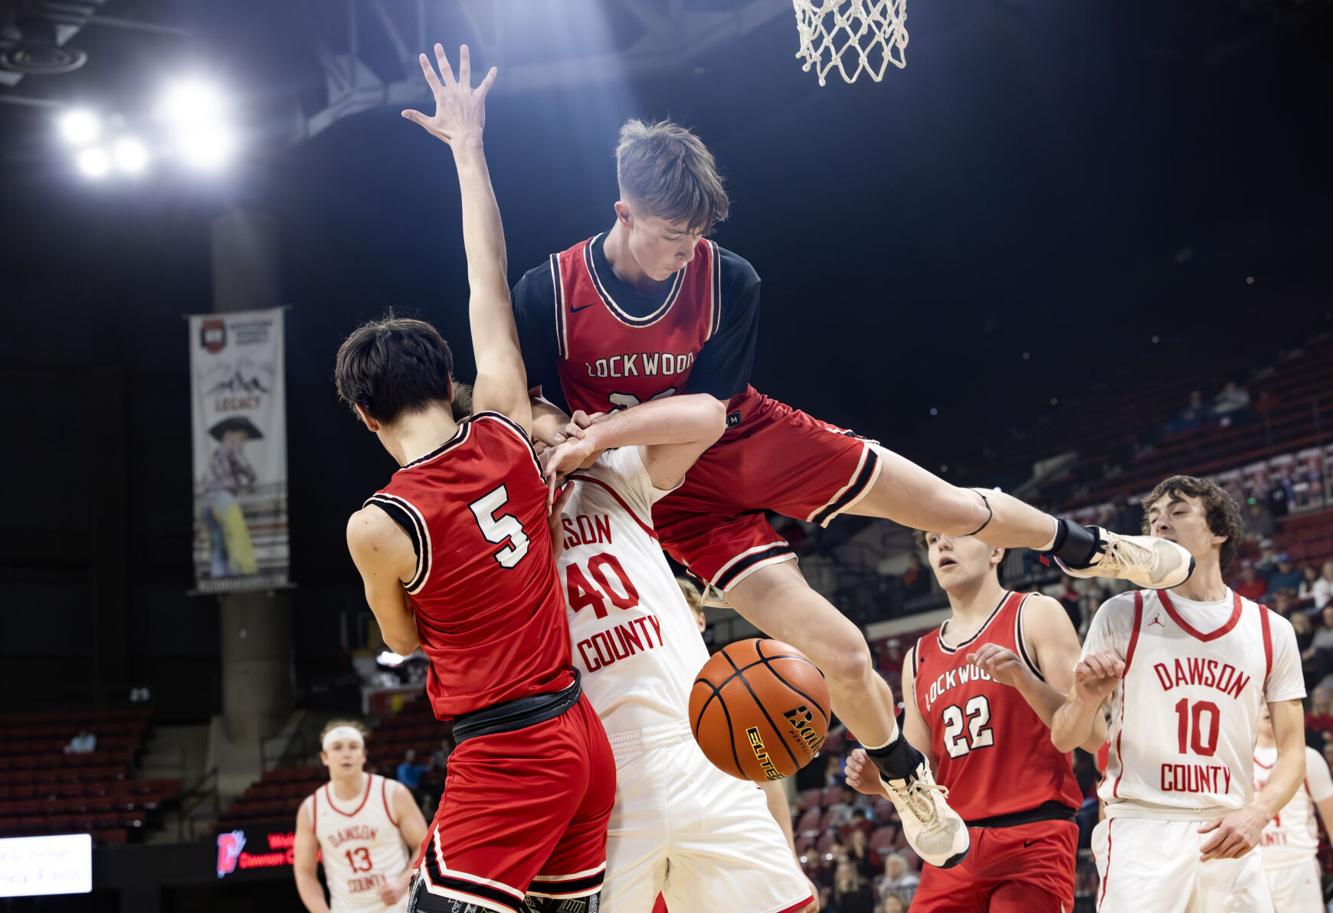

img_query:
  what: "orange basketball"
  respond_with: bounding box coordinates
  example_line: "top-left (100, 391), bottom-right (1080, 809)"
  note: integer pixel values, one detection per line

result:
top-left (688, 638), bottom-right (831, 782)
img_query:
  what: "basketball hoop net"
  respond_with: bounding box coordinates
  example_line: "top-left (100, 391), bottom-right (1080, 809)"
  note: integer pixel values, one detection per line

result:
top-left (791, 0), bottom-right (909, 86)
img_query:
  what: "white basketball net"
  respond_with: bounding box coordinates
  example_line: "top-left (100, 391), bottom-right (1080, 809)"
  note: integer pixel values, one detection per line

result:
top-left (792, 0), bottom-right (909, 86)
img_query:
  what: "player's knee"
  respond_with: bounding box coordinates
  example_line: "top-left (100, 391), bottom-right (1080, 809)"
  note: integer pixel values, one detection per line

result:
top-left (819, 636), bottom-right (873, 687)
top-left (929, 485), bottom-right (990, 536)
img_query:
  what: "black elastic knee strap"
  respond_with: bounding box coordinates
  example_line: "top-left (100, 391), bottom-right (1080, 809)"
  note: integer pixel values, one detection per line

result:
top-left (965, 489), bottom-right (994, 537)
top-left (525, 893), bottom-right (601, 913)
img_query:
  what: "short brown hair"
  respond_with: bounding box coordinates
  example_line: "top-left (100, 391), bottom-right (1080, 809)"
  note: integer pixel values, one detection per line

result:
top-left (1140, 475), bottom-right (1243, 571)
top-left (616, 119), bottom-right (729, 234)
top-left (334, 316), bottom-right (454, 424)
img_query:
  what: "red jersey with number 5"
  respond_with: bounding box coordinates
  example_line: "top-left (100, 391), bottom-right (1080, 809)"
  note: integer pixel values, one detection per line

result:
top-left (550, 233), bottom-right (722, 415)
top-left (912, 591), bottom-right (1082, 822)
top-left (364, 411), bottom-right (574, 721)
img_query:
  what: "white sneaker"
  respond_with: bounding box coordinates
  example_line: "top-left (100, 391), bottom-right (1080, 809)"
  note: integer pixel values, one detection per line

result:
top-left (881, 760), bottom-right (970, 868)
top-left (1057, 528), bottom-right (1195, 590)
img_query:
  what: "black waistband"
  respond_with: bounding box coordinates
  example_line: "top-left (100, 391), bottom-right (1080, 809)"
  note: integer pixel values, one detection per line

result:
top-left (965, 800), bottom-right (1078, 829)
top-left (452, 671), bottom-right (582, 744)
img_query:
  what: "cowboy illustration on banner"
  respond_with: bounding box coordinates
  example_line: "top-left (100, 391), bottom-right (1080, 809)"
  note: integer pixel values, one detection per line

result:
top-left (188, 308), bottom-right (290, 594)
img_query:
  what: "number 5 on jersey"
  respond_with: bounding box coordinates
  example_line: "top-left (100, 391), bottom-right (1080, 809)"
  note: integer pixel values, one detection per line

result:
top-left (469, 486), bottom-right (531, 569)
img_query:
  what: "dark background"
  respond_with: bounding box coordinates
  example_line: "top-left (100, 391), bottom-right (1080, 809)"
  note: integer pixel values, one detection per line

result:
top-left (1, 0), bottom-right (1330, 717)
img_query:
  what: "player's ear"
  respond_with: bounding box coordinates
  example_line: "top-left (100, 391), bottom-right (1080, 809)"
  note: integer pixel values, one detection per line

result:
top-left (613, 200), bottom-right (632, 226)
top-left (353, 404), bottom-right (380, 433)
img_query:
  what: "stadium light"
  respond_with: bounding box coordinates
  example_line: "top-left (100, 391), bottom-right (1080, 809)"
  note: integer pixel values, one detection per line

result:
top-left (76, 147), bottom-right (111, 179)
top-left (112, 136), bottom-right (151, 175)
top-left (58, 109), bottom-right (101, 146)
top-left (176, 123), bottom-right (235, 171)
top-left (160, 78), bottom-right (236, 171)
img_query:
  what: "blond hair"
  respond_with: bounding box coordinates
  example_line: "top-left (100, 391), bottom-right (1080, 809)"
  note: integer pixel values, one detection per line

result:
top-left (616, 119), bottom-right (729, 233)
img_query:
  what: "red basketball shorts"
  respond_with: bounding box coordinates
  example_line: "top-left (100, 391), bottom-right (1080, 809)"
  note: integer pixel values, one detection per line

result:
top-left (910, 819), bottom-right (1078, 913)
top-left (414, 695), bottom-right (615, 913)
top-left (651, 386), bottom-right (879, 590)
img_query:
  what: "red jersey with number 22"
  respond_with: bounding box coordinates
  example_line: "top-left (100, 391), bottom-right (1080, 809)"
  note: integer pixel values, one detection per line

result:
top-left (913, 591), bottom-right (1082, 822)
top-left (551, 234), bottom-right (721, 415)
top-left (364, 412), bottom-right (574, 722)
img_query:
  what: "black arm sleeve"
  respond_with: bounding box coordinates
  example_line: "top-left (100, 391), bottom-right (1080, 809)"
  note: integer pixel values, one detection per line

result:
top-left (511, 263), bottom-right (565, 409)
top-left (684, 248), bottom-right (761, 400)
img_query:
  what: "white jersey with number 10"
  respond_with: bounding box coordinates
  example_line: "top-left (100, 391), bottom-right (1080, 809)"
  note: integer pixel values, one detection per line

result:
top-left (555, 447), bottom-right (709, 738)
top-left (1083, 588), bottom-right (1304, 818)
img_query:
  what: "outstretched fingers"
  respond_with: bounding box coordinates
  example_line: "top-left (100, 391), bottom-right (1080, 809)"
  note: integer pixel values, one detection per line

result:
top-left (418, 51), bottom-right (444, 96)
top-left (457, 43), bottom-right (471, 86)
top-left (432, 43), bottom-right (456, 87)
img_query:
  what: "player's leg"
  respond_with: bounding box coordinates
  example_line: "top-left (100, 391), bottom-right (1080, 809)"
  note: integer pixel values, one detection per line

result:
top-left (973, 820), bottom-right (1077, 913)
top-left (909, 831), bottom-right (987, 913)
top-left (726, 559), bottom-right (967, 868)
top-left (661, 738), bottom-right (814, 913)
top-left (526, 697), bottom-right (616, 911)
top-left (845, 445), bottom-right (1193, 590)
top-left (1091, 818), bottom-right (1194, 913)
top-left (579, 738), bottom-right (669, 913)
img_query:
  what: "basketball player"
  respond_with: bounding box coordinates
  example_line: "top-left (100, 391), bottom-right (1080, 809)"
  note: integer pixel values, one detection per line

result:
top-left (294, 720), bottom-right (428, 913)
top-left (534, 394), bottom-right (817, 913)
top-left (1051, 475), bottom-right (1307, 913)
top-left (1253, 702), bottom-right (1333, 911)
top-left (338, 46), bottom-right (615, 913)
top-left (841, 529), bottom-right (1102, 912)
top-left (509, 118), bottom-right (1193, 865)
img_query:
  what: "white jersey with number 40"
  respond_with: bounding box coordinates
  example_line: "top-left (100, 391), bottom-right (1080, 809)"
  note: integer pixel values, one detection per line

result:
top-left (1254, 744), bottom-right (1333, 868)
top-left (310, 774), bottom-right (410, 913)
top-left (1083, 588), bottom-right (1304, 818)
top-left (555, 447), bottom-right (710, 739)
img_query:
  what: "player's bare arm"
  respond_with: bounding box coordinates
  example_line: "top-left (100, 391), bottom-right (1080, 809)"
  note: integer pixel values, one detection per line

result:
top-left (1199, 698), bottom-right (1307, 861)
top-left (402, 44), bottom-right (532, 433)
top-left (540, 393), bottom-right (726, 491)
top-left (293, 797), bottom-right (332, 913)
top-left (346, 506), bottom-right (420, 655)
top-left (377, 780), bottom-right (429, 906)
top-left (970, 595), bottom-right (1106, 753)
top-left (758, 779), bottom-right (820, 913)
top-left (1050, 650), bottom-right (1122, 753)
top-left (845, 646), bottom-right (934, 800)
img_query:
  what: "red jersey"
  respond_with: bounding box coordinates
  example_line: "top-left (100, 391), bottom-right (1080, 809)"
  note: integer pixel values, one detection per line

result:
top-left (547, 234), bottom-right (722, 414)
top-left (912, 591), bottom-right (1082, 822)
top-left (365, 411), bottom-right (574, 721)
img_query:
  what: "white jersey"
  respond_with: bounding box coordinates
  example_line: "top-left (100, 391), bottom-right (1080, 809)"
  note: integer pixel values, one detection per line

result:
top-left (310, 774), bottom-right (410, 913)
top-left (1254, 744), bottom-right (1333, 868)
top-left (1083, 588), bottom-right (1304, 818)
top-left (556, 447), bottom-right (709, 740)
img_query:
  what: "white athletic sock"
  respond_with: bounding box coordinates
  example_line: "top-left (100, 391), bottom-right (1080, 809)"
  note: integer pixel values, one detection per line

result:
top-left (862, 717), bottom-right (900, 751)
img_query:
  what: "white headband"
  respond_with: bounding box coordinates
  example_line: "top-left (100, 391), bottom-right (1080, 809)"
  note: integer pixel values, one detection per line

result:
top-left (322, 726), bottom-right (365, 751)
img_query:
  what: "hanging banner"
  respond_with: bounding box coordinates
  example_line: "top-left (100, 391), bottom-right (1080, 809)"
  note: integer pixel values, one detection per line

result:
top-left (189, 308), bottom-right (290, 594)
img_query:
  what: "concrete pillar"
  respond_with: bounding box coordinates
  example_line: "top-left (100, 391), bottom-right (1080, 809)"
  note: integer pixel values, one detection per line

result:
top-left (211, 209), bottom-right (293, 748)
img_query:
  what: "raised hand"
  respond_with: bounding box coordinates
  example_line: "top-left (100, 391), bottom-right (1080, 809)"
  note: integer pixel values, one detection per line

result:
top-left (1072, 650), bottom-right (1124, 703)
top-left (401, 43), bottom-right (497, 152)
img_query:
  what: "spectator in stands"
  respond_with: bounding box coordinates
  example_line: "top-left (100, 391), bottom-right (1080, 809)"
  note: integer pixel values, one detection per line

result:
top-left (1256, 539), bottom-right (1280, 577)
top-left (875, 852), bottom-right (919, 905)
top-left (845, 827), bottom-right (879, 879)
top-left (1212, 381), bottom-right (1251, 417)
top-left (1244, 500), bottom-right (1275, 542)
top-left (831, 859), bottom-right (877, 913)
top-left (1312, 561), bottom-right (1333, 611)
top-left (878, 896), bottom-right (906, 913)
top-left (1165, 390), bottom-right (1207, 435)
top-left (1272, 591), bottom-right (1299, 618)
top-left (395, 748), bottom-right (425, 791)
top-left (1298, 565), bottom-right (1321, 607)
top-left (1233, 561), bottom-right (1268, 602)
top-left (1290, 611), bottom-right (1314, 653)
top-left (64, 729), bottom-right (95, 754)
top-left (1268, 554), bottom-right (1305, 597)
top-left (1306, 686), bottom-right (1333, 739)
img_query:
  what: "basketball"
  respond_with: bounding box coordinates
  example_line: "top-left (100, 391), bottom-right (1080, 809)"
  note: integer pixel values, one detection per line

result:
top-left (689, 638), bottom-right (830, 782)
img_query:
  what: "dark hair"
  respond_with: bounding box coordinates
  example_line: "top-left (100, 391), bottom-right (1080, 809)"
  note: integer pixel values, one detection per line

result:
top-left (334, 317), bottom-right (454, 424)
top-left (1140, 475), bottom-right (1243, 571)
top-left (616, 119), bottom-right (730, 234)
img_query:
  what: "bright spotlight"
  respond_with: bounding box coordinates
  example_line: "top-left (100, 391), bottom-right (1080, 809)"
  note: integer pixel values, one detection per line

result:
top-left (176, 123), bottom-right (235, 170)
top-left (58, 109), bottom-right (101, 146)
top-left (160, 79), bottom-right (225, 124)
top-left (76, 147), bottom-right (112, 179)
top-left (112, 136), bottom-right (151, 175)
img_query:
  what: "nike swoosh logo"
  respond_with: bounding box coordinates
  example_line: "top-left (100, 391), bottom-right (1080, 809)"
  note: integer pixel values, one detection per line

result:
top-left (1023, 840), bottom-right (1036, 848)
top-left (570, 302), bottom-right (597, 312)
